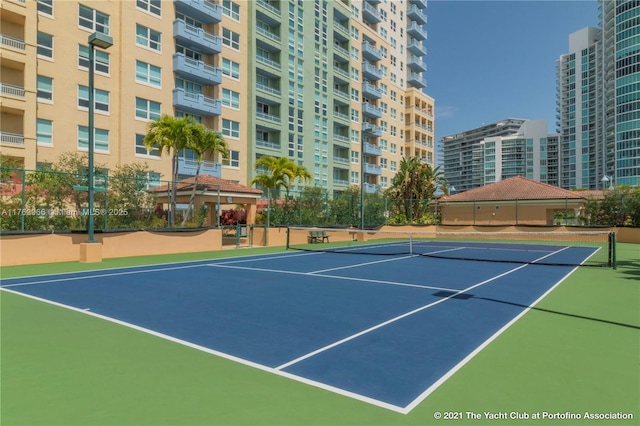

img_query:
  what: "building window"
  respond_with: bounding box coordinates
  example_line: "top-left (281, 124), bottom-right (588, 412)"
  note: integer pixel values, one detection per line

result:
top-left (222, 119), bottom-right (240, 138)
top-left (351, 151), bottom-right (359, 164)
top-left (78, 85), bottom-right (110, 113)
top-left (222, 0), bottom-right (240, 20)
top-left (135, 134), bottom-right (160, 157)
top-left (136, 0), bottom-right (161, 16)
top-left (37, 75), bottom-right (53, 102)
top-left (36, 119), bottom-right (53, 146)
top-left (222, 58), bottom-right (240, 79)
top-left (222, 28), bottom-right (240, 50)
top-left (351, 171), bottom-right (359, 184)
top-left (78, 45), bottom-right (110, 74)
top-left (176, 45), bottom-right (201, 61)
top-left (37, 32), bottom-right (53, 59)
top-left (221, 89), bottom-right (240, 109)
top-left (222, 150), bottom-right (240, 168)
top-left (135, 60), bottom-right (161, 87)
top-left (37, 0), bottom-right (53, 16)
top-left (135, 97), bottom-right (161, 120)
top-left (136, 24), bottom-right (161, 52)
top-left (78, 126), bottom-right (109, 152)
top-left (78, 4), bottom-right (110, 34)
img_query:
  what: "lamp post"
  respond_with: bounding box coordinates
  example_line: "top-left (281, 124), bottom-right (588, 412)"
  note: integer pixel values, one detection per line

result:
top-left (601, 175), bottom-right (613, 191)
top-left (360, 127), bottom-right (373, 230)
top-left (87, 32), bottom-right (113, 243)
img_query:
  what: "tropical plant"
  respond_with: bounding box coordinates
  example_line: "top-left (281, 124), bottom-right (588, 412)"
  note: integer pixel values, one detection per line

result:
top-left (385, 157), bottom-right (447, 223)
top-left (143, 115), bottom-right (201, 226)
top-left (250, 156), bottom-right (311, 205)
top-left (181, 128), bottom-right (229, 226)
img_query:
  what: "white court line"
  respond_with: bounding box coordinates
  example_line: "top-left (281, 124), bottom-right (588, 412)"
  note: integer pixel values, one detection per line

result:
top-left (0, 251), bottom-right (322, 288)
top-left (275, 246), bottom-right (571, 373)
top-left (206, 263), bottom-right (458, 293)
top-left (1, 245), bottom-right (579, 415)
top-left (0, 250), bottom-right (316, 282)
top-left (1, 264), bottom-right (208, 288)
top-left (309, 254), bottom-right (417, 274)
top-left (0, 286), bottom-right (406, 414)
top-left (402, 264), bottom-right (579, 413)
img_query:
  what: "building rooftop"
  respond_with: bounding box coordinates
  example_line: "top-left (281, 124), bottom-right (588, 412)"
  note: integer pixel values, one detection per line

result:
top-left (443, 175), bottom-right (602, 201)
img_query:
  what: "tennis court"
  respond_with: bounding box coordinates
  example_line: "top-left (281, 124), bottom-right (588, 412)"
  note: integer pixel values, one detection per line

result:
top-left (0, 232), bottom-right (608, 414)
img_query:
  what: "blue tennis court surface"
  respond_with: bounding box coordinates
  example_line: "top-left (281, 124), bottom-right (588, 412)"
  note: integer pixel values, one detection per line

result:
top-left (1, 248), bottom-right (588, 413)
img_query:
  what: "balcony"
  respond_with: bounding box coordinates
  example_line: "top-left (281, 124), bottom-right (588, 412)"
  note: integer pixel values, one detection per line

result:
top-left (0, 132), bottom-right (24, 147)
top-left (0, 34), bottom-right (25, 52)
top-left (173, 19), bottom-right (222, 54)
top-left (362, 62), bottom-right (382, 81)
top-left (173, 88), bottom-right (221, 116)
top-left (178, 157), bottom-right (221, 178)
top-left (407, 55), bottom-right (427, 72)
top-left (362, 41), bottom-right (382, 62)
top-left (174, 0), bottom-right (222, 24)
top-left (407, 22), bottom-right (427, 40)
top-left (407, 39), bottom-right (426, 56)
top-left (333, 65), bottom-right (350, 84)
top-left (256, 111), bottom-right (281, 124)
top-left (256, 0), bottom-right (281, 19)
top-left (364, 183), bottom-right (381, 194)
top-left (409, 0), bottom-right (428, 9)
top-left (257, 54), bottom-right (281, 72)
top-left (408, 72), bottom-right (427, 88)
top-left (362, 102), bottom-right (382, 119)
top-left (173, 53), bottom-right (221, 85)
top-left (0, 83), bottom-right (25, 98)
top-left (362, 81), bottom-right (382, 99)
top-left (363, 142), bottom-right (382, 156)
top-left (333, 133), bottom-right (350, 144)
top-left (362, 2), bottom-right (381, 24)
top-left (362, 122), bottom-right (382, 137)
top-left (407, 4), bottom-right (427, 24)
top-left (256, 137), bottom-right (281, 151)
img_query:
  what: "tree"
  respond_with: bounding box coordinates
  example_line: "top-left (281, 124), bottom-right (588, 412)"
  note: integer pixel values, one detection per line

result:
top-left (181, 127), bottom-right (229, 226)
top-left (250, 156), bottom-right (311, 205)
top-left (385, 157), bottom-right (447, 223)
top-left (107, 163), bottom-right (159, 228)
top-left (143, 115), bottom-right (201, 226)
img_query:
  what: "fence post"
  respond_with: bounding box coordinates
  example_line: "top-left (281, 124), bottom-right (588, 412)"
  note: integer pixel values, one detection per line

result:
top-left (20, 169), bottom-right (26, 232)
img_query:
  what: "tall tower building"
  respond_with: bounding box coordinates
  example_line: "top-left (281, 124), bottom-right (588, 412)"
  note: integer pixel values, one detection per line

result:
top-left (557, 0), bottom-right (640, 189)
top-left (0, 0), bottom-right (435, 199)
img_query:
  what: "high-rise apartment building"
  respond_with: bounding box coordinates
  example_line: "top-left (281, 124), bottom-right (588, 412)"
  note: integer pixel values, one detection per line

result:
top-left (556, 0), bottom-right (640, 189)
top-left (441, 118), bottom-right (528, 192)
top-left (0, 0), bottom-right (434, 198)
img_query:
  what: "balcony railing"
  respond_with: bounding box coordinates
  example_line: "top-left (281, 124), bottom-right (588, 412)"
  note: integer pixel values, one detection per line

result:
top-left (0, 83), bottom-right (25, 98)
top-left (173, 53), bottom-right (221, 85)
top-left (173, 88), bottom-right (221, 116)
top-left (178, 157), bottom-right (221, 178)
top-left (0, 132), bottom-right (25, 146)
top-left (173, 0), bottom-right (222, 24)
top-left (173, 19), bottom-right (222, 54)
top-left (0, 34), bottom-right (25, 51)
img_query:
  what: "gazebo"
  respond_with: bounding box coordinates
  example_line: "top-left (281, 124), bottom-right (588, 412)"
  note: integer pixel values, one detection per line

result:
top-left (151, 174), bottom-right (262, 226)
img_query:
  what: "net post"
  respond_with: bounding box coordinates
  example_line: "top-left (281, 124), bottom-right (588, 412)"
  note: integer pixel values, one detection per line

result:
top-left (286, 226), bottom-right (290, 250)
top-left (608, 232), bottom-right (616, 269)
top-left (409, 232), bottom-right (413, 255)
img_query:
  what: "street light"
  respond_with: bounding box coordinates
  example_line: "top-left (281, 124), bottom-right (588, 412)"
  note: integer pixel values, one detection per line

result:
top-left (360, 126), bottom-right (374, 230)
top-left (87, 32), bottom-right (113, 243)
top-left (601, 175), bottom-right (613, 191)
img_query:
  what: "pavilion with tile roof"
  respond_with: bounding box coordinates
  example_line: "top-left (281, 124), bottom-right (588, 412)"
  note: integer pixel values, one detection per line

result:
top-left (439, 176), bottom-right (604, 225)
top-left (150, 174), bottom-right (262, 226)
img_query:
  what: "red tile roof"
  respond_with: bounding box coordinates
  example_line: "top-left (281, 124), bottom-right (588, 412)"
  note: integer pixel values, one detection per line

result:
top-left (151, 174), bottom-right (262, 195)
top-left (443, 176), bottom-right (592, 202)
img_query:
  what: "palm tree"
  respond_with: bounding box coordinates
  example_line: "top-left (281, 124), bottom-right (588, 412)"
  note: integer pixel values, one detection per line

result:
top-left (250, 156), bottom-right (309, 205)
top-left (181, 127), bottom-right (229, 226)
top-left (387, 156), bottom-right (447, 222)
top-left (143, 115), bottom-right (200, 226)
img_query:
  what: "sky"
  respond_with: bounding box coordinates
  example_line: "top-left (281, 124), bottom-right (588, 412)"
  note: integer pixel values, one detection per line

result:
top-left (424, 0), bottom-right (600, 142)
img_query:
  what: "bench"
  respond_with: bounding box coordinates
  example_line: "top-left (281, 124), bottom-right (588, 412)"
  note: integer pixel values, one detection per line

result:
top-left (308, 230), bottom-right (330, 243)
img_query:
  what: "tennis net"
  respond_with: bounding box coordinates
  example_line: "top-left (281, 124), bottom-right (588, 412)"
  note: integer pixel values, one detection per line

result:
top-left (285, 227), bottom-right (616, 268)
